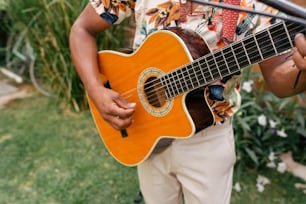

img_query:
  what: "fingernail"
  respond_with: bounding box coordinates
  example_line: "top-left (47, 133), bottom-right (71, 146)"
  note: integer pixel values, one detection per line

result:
top-left (129, 102), bottom-right (136, 107)
top-left (296, 33), bottom-right (303, 39)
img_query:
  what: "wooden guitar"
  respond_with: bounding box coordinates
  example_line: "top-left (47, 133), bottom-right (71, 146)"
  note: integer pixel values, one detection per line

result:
top-left (88, 21), bottom-right (306, 166)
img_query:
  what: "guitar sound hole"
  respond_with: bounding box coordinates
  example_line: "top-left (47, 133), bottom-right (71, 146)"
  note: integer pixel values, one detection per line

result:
top-left (144, 77), bottom-right (167, 108)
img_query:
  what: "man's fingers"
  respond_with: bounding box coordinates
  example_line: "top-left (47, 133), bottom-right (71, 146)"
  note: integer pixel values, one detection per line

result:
top-left (295, 33), bottom-right (306, 56)
top-left (104, 100), bottom-right (135, 130)
top-left (293, 47), bottom-right (306, 70)
top-left (108, 113), bottom-right (134, 130)
top-left (115, 96), bottom-right (136, 110)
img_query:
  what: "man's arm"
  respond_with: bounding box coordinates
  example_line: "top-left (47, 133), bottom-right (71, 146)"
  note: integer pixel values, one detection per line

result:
top-left (69, 4), bottom-right (136, 130)
top-left (259, 33), bottom-right (306, 97)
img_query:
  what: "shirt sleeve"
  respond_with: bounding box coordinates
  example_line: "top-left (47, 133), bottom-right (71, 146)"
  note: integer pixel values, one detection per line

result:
top-left (90, 0), bottom-right (134, 24)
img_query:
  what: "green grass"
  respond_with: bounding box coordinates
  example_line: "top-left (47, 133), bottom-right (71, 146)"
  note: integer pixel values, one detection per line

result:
top-left (0, 94), bottom-right (305, 204)
top-left (0, 95), bottom-right (139, 204)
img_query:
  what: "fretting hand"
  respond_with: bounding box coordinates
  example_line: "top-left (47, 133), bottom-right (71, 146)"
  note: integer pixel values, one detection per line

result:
top-left (292, 33), bottom-right (306, 71)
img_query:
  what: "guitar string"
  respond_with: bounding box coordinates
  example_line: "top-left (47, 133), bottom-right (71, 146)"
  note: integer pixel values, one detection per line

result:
top-left (143, 22), bottom-right (285, 100)
top-left (120, 88), bottom-right (137, 99)
top-left (144, 23), bottom-right (306, 106)
top-left (142, 23), bottom-right (306, 105)
top-left (145, 22), bottom-right (302, 95)
top-left (121, 23), bottom-right (305, 105)
top-left (140, 24), bottom-right (302, 106)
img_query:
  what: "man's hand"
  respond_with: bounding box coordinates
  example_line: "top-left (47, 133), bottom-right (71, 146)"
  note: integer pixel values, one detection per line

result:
top-left (89, 85), bottom-right (136, 130)
top-left (292, 33), bottom-right (306, 71)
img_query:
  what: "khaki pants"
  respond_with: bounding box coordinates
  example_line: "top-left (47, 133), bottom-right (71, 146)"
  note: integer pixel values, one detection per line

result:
top-left (137, 120), bottom-right (236, 204)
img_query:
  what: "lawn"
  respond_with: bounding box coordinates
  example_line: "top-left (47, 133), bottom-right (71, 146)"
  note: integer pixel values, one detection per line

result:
top-left (0, 94), bottom-right (305, 204)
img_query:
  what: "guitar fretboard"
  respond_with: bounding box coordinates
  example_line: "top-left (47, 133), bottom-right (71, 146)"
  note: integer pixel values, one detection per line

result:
top-left (160, 21), bottom-right (306, 99)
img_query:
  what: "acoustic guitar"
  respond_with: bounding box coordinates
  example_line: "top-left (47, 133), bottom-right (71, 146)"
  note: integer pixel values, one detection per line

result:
top-left (87, 21), bottom-right (306, 166)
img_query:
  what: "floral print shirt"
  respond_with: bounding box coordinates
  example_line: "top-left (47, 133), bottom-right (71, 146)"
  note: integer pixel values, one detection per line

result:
top-left (90, 0), bottom-right (280, 125)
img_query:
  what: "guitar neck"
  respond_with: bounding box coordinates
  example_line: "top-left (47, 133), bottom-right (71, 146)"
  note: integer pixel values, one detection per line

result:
top-left (161, 21), bottom-right (306, 99)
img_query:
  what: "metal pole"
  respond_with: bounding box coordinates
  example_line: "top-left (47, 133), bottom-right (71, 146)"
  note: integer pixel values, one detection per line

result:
top-left (191, 0), bottom-right (306, 25)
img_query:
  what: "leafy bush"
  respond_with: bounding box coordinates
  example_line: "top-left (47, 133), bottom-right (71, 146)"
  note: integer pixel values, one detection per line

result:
top-left (4, 0), bottom-right (129, 111)
top-left (234, 67), bottom-right (306, 172)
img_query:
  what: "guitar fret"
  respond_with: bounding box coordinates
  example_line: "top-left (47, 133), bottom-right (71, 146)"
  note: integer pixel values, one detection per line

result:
top-left (287, 22), bottom-right (306, 48)
top-left (187, 64), bottom-right (196, 88)
top-left (191, 63), bottom-right (201, 87)
top-left (256, 30), bottom-right (277, 60)
top-left (195, 57), bottom-right (207, 85)
top-left (215, 50), bottom-right (230, 78)
top-left (253, 35), bottom-right (264, 60)
top-left (227, 45), bottom-right (240, 73)
top-left (231, 44), bottom-right (240, 71)
top-left (169, 74), bottom-right (176, 98)
top-left (181, 66), bottom-right (189, 92)
top-left (203, 57), bottom-right (214, 83)
top-left (267, 28), bottom-right (278, 55)
top-left (232, 42), bottom-right (249, 69)
top-left (168, 72), bottom-right (176, 96)
top-left (187, 64), bottom-right (196, 89)
top-left (182, 66), bottom-right (189, 92)
top-left (171, 72), bottom-right (180, 96)
top-left (194, 60), bottom-right (206, 85)
top-left (162, 75), bottom-right (172, 98)
top-left (270, 22), bottom-right (294, 54)
top-left (160, 77), bottom-right (169, 99)
top-left (243, 35), bottom-right (261, 64)
top-left (168, 73), bottom-right (177, 98)
top-left (221, 49), bottom-right (232, 75)
top-left (183, 65), bottom-right (192, 90)
top-left (180, 66), bottom-right (192, 92)
top-left (241, 40), bottom-right (251, 65)
top-left (211, 52), bottom-right (222, 79)
top-left (206, 55), bottom-right (220, 81)
top-left (175, 69), bottom-right (184, 94)
top-left (283, 21), bottom-right (294, 48)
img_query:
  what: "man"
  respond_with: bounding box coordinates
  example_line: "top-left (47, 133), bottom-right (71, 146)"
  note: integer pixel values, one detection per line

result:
top-left (69, 1), bottom-right (306, 203)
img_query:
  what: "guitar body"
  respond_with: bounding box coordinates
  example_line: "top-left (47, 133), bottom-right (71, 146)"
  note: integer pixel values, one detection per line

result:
top-left (88, 29), bottom-right (214, 166)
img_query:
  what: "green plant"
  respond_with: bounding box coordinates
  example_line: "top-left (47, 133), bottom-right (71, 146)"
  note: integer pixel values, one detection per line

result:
top-left (4, 0), bottom-right (129, 111)
top-left (234, 67), bottom-right (306, 173)
top-left (0, 1), bottom-right (9, 66)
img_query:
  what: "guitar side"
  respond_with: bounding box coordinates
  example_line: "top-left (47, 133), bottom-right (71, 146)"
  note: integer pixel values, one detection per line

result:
top-left (88, 30), bottom-right (205, 166)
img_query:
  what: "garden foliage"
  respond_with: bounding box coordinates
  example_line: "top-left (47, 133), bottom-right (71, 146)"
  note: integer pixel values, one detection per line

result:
top-left (234, 67), bottom-right (306, 172)
top-left (3, 0), bottom-right (128, 111)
